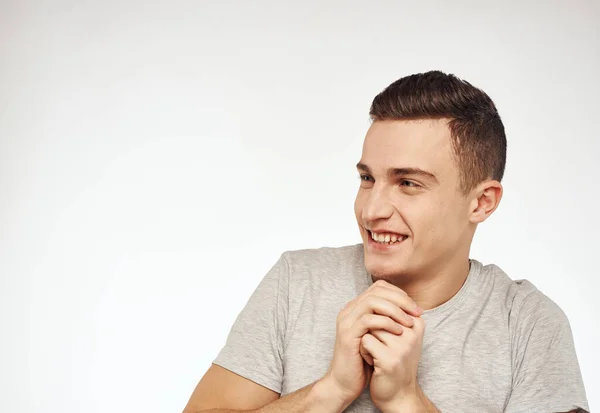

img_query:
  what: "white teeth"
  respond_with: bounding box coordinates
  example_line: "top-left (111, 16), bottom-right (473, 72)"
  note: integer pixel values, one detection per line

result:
top-left (370, 231), bottom-right (405, 244)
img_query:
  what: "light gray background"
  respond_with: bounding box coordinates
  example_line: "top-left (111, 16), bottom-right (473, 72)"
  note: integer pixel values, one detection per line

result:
top-left (1, 1), bottom-right (598, 412)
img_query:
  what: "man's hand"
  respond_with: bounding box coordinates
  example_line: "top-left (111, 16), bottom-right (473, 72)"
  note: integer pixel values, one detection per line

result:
top-left (359, 300), bottom-right (427, 413)
top-left (322, 280), bottom-right (423, 407)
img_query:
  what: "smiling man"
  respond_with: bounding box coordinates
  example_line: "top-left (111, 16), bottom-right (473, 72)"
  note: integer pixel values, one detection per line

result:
top-left (183, 71), bottom-right (589, 413)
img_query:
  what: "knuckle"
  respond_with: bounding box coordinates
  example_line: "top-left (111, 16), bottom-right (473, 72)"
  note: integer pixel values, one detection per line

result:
top-left (360, 313), bottom-right (375, 324)
top-left (340, 302), bottom-right (354, 314)
top-left (370, 286), bottom-right (384, 295)
top-left (412, 316), bottom-right (424, 328)
top-left (365, 295), bottom-right (379, 306)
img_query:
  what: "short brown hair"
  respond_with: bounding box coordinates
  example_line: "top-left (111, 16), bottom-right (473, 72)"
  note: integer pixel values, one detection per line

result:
top-left (369, 70), bottom-right (506, 195)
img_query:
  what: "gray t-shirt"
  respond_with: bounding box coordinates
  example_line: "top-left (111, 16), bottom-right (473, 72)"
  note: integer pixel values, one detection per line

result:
top-left (213, 244), bottom-right (589, 413)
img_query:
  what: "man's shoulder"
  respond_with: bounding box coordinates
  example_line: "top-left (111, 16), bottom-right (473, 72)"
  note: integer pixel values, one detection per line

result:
top-left (476, 261), bottom-right (569, 327)
top-left (511, 286), bottom-right (570, 330)
top-left (281, 243), bottom-right (364, 269)
top-left (277, 243), bottom-right (367, 289)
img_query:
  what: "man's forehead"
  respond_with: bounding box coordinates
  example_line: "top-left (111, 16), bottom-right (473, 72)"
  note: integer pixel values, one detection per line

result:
top-left (362, 120), bottom-right (454, 164)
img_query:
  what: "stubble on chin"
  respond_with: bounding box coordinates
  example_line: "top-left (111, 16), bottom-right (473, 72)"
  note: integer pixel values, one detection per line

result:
top-left (366, 260), bottom-right (412, 283)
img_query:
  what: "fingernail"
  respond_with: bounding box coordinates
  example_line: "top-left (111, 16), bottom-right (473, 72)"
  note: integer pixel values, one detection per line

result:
top-left (414, 304), bottom-right (424, 314)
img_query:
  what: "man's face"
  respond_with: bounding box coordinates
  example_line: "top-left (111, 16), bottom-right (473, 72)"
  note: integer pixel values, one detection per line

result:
top-left (354, 119), bottom-right (474, 280)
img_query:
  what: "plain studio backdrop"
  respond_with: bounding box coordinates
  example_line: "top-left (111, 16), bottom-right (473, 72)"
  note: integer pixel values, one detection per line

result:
top-left (1, 1), bottom-right (599, 412)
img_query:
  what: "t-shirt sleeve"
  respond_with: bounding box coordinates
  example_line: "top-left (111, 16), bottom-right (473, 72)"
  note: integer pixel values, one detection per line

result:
top-left (505, 291), bottom-right (589, 413)
top-left (212, 253), bottom-right (289, 394)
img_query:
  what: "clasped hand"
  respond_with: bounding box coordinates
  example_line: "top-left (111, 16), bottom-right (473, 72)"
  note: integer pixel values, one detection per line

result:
top-left (326, 279), bottom-right (426, 412)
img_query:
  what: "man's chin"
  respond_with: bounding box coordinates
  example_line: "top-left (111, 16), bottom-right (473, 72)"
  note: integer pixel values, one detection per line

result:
top-left (364, 258), bottom-right (409, 280)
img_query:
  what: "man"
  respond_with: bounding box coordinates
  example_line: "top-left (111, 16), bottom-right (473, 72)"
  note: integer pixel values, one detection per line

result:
top-left (183, 71), bottom-right (589, 412)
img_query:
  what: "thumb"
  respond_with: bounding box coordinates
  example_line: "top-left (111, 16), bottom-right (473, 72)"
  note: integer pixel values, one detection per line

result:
top-left (412, 316), bottom-right (426, 338)
top-left (359, 339), bottom-right (374, 366)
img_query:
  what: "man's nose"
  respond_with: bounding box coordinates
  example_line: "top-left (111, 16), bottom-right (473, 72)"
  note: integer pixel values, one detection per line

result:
top-left (362, 186), bottom-right (394, 223)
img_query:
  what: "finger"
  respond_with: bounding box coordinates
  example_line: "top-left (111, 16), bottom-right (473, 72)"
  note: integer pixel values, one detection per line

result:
top-left (352, 313), bottom-right (403, 338)
top-left (359, 340), bottom-right (374, 366)
top-left (339, 296), bottom-right (360, 317)
top-left (411, 315), bottom-right (426, 338)
top-left (362, 281), bottom-right (423, 317)
top-left (368, 328), bottom-right (402, 347)
top-left (361, 333), bottom-right (388, 363)
top-left (348, 296), bottom-right (415, 328)
top-left (369, 279), bottom-right (402, 292)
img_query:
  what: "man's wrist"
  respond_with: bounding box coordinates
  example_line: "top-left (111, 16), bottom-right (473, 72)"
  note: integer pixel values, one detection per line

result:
top-left (310, 376), bottom-right (355, 413)
top-left (380, 397), bottom-right (422, 413)
top-left (379, 386), bottom-right (429, 413)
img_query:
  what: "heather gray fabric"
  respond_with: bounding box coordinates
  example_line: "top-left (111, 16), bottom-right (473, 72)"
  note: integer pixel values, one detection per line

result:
top-left (213, 244), bottom-right (589, 413)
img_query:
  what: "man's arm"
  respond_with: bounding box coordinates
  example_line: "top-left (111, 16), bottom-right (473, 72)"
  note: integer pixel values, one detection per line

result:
top-left (182, 364), bottom-right (352, 413)
top-left (380, 385), bottom-right (439, 413)
top-left (504, 292), bottom-right (589, 413)
top-left (388, 386), bottom-right (577, 413)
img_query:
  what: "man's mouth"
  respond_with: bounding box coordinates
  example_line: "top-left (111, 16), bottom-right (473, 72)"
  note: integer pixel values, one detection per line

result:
top-left (368, 230), bottom-right (408, 245)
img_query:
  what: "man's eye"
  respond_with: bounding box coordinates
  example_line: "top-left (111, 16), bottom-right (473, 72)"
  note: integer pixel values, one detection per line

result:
top-left (360, 174), bottom-right (373, 182)
top-left (400, 180), bottom-right (419, 188)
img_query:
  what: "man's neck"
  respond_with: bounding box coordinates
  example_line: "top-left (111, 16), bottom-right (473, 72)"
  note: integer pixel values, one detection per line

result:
top-left (388, 257), bottom-right (472, 311)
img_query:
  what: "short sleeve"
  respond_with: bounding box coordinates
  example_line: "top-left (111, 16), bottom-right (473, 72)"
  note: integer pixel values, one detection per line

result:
top-left (505, 292), bottom-right (589, 413)
top-left (212, 254), bottom-right (289, 394)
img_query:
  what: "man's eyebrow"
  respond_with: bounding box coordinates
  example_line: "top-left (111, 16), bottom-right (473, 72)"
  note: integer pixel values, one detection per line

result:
top-left (356, 162), bottom-right (371, 173)
top-left (356, 162), bottom-right (438, 182)
top-left (390, 167), bottom-right (438, 182)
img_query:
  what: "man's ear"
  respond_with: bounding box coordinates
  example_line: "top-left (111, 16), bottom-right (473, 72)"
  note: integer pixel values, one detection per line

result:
top-left (468, 180), bottom-right (503, 224)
